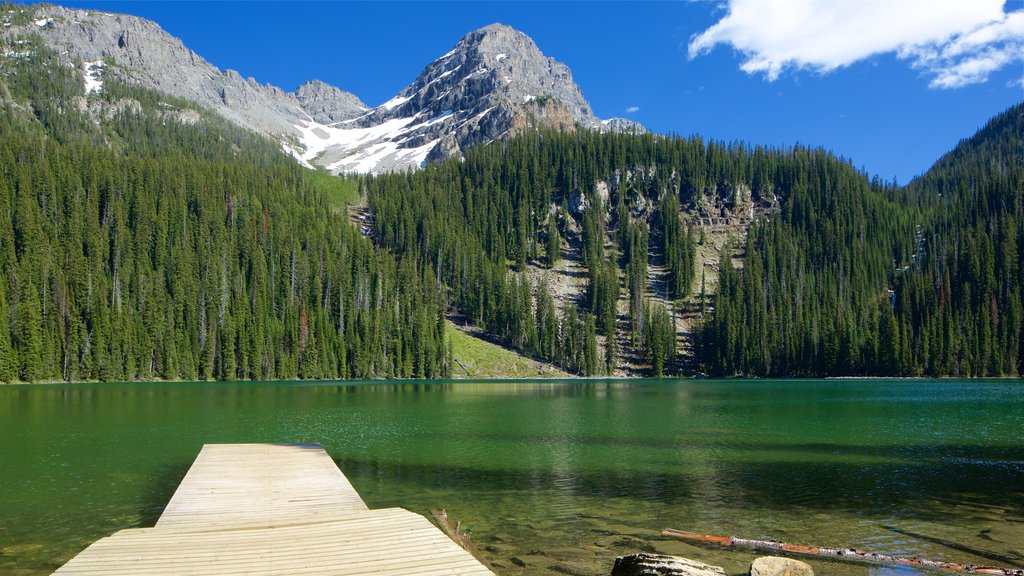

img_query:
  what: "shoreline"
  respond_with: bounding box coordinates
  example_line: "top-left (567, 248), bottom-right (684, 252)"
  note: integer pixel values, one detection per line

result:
top-left (3, 375), bottom-right (1023, 386)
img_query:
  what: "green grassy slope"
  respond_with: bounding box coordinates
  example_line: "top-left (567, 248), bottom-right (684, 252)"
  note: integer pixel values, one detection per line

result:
top-left (447, 321), bottom-right (569, 378)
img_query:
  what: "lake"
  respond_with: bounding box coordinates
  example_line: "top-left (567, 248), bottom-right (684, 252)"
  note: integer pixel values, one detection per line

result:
top-left (1, 379), bottom-right (1022, 575)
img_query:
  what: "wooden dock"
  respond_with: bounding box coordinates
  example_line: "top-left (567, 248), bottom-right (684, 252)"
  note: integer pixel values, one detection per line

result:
top-left (52, 443), bottom-right (496, 576)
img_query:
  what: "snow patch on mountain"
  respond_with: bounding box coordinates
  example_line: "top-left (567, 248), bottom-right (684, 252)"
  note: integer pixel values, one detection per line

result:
top-left (294, 115), bottom-right (418, 162)
top-left (16, 9), bottom-right (648, 174)
top-left (381, 94), bottom-right (411, 110)
top-left (82, 60), bottom-right (104, 94)
top-left (329, 137), bottom-right (439, 174)
top-left (290, 106), bottom-right (459, 174)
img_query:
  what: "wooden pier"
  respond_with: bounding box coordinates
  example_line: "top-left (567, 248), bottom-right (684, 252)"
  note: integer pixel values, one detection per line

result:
top-left (52, 443), bottom-right (496, 576)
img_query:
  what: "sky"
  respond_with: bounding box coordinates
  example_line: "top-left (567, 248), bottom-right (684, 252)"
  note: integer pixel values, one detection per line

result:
top-left (54, 1), bottom-right (1024, 183)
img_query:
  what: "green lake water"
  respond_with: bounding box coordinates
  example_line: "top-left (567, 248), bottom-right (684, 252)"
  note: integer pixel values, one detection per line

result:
top-left (1, 379), bottom-right (1022, 575)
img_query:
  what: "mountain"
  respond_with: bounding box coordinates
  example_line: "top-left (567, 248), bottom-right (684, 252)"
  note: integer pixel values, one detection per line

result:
top-left (707, 101), bottom-right (1024, 377)
top-left (294, 79), bottom-right (368, 124)
top-left (367, 102), bottom-right (1023, 378)
top-left (10, 6), bottom-right (366, 139)
top-left (0, 32), bottom-right (453, 383)
top-left (11, 6), bottom-right (640, 174)
top-left (293, 23), bottom-right (623, 173)
top-left (7, 2), bottom-right (1018, 381)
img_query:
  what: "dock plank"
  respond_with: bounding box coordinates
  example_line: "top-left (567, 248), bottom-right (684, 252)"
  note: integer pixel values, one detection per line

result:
top-left (52, 443), bottom-right (494, 576)
top-left (156, 443), bottom-right (369, 529)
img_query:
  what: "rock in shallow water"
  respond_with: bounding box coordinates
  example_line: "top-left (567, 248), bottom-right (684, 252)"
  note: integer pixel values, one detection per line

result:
top-left (749, 556), bottom-right (814, 576)
top-left (611, 553), bottom-right (727, 576)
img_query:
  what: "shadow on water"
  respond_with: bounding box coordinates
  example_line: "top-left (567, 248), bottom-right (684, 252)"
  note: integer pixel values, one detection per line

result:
top-left (135, 459), bottom-right (193, 527)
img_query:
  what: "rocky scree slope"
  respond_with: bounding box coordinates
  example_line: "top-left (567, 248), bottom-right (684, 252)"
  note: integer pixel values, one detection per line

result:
top-left (7, 7), bottom-right (641, 174)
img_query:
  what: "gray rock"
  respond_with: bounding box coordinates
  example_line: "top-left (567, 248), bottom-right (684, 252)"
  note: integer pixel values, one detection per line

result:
top-left (602, 117), bottom-right (647, 134)
top-left (7, 7), bottom-right (647, 174)
top-left (9, 5), bottom-right (314, 139)
top-left (294, 79), bottom-right (366, 124)
top-left (316, 22), bottom-right (615, 173)
top-left (612, 553), bottom-right (727, 576)
top-left (749, 556), bottom-right (814, 576)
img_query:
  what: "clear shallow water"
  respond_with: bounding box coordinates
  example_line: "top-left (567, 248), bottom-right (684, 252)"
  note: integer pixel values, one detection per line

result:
top-left (0, 379), bottom-right (1022, 575)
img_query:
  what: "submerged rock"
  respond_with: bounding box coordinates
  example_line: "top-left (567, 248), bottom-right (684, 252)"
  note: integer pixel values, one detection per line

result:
top-left (611, 553), bottom-right (727, 576)
top-left (749, 556), bottom-right (814, 576)
top-left (509, 554), bottom-right (556, 569)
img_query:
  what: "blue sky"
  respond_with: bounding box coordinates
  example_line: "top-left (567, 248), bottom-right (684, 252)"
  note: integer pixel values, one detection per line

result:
top-left (58, 1), bottom-right (1024, 183)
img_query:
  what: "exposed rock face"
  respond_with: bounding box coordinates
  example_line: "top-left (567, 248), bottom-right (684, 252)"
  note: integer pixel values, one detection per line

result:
top-left (306, 23), bottom-right (619, 174)
top-left (8, 7), bottom-right (645, 173)
top-left (10, 5), bottom-right (326, 138)
top-left (294, 79), bottom-right (367, 124)
top-left (611, 554), bottom-right (727, 576)
top-left (603, 117), bottom-right (647, 133)
top-left (749, 556), bottom-right (815, 576)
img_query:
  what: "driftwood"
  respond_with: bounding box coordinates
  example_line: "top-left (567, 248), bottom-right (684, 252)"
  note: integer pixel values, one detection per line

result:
top-left (431, 509), bottom-right (493, 570)
top-left (662, 529), bottom-right (1024, 575)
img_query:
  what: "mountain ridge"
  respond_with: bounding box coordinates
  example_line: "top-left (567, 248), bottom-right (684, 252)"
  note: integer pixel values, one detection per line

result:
top-left (1, 3), bottom-right (1021, 381)
top-left (6, 6), bottom-right (641, 174)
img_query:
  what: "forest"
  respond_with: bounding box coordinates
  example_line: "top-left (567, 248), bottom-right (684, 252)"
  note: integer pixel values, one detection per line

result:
top-left (0, 37), bottom-right (450, 382)
top-left (368, 102), bottom-right (1023, 377)
top-left (1, 31), bottom-right (1021, 382)
top-left (708, 104), bottom-right (1022, 376)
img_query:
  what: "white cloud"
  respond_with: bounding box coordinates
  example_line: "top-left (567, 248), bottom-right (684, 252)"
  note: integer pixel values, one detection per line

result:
top-left (689, 0), bottom-right (1024, 88)
top-left (625, 106), bottom-right (640, 113)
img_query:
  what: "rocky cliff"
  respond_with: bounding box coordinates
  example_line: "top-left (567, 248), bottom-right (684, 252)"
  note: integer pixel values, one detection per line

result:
top-left (6, 7), bottom-right (644, 173)
top-left (8, 6), bottom-right (365, 142)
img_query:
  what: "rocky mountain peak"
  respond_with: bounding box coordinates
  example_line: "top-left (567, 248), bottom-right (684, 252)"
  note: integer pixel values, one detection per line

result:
top-left (302, 22), bottom-right (612, 173)
top-left (456, 23), bottom-right (541, 60)
top-left (389, 22), bottom-right (596, 126)
top-left (7, 5), bottom-right (337, 139)
top-left (10, 6), bottom-right (645, 174)
top-left (294, 80), bottom-right (367, 124)
top-left (602, 117), bottom-right (647, 134)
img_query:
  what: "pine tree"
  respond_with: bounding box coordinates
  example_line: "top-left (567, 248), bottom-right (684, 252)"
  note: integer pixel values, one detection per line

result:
top-left (14, 281), bottom-right (43, 381)
top-left (546, 215), bottom-right (560, 268)
top-left (0, 281), bottom-right (17, 381)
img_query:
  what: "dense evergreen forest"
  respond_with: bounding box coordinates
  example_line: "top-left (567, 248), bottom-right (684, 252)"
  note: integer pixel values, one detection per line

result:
top-left (367, 104), bottom-right (1024, 378)
top-left (2, 28), bottom-right (1021, 382)
top-left (0, 37), bottom-right (450, 382)
top-left (709, 104), bottom-right (1023, 377)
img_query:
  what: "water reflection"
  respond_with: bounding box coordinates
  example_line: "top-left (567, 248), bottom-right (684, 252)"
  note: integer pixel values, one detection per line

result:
top-left (0, 379), bottom-right (1022, 576)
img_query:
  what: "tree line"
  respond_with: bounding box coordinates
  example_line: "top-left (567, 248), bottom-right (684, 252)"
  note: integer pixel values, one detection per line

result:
top-left (0, 36), bottom-right (450, 382)
top-left (368, 106), bottom-right (1022, 378)
top-left (3, 29), bottom-right (1021, 381)
top-left (704, 103), bottom-right (1023, 376)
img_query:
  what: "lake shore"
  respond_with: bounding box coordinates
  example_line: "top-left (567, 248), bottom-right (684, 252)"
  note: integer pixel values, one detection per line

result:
top-left (2, 379), bottom-right (1022, 576)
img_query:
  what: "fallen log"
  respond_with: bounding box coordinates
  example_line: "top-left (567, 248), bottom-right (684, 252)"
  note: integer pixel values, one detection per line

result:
top-left (662, 528), bottom-right (1024, 575)
top-left (431, 509), bottom-right (493, 570)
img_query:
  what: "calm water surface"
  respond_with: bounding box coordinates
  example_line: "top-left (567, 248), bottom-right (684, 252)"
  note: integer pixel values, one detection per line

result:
top-left (1, 379), bottom-right (1022, 575)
